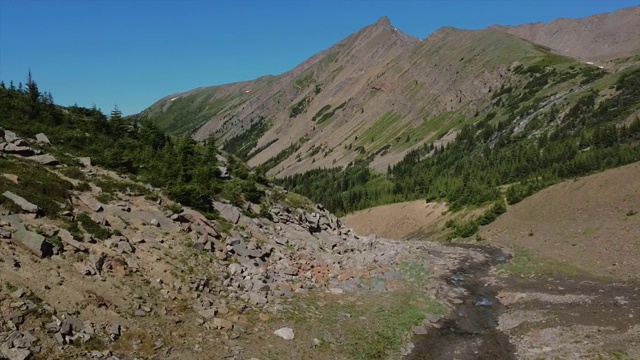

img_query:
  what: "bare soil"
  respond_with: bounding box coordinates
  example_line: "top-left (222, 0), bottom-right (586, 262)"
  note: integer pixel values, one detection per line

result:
top-left (481, 162), bottom-right (640, 281)
top-left (343, 201), bottom-right (448, 240)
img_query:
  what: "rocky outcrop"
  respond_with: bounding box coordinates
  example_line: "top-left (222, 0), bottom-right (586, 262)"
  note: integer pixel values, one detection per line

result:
top-left (12, 228), bottom-right (52, 257)
top-left (29, 154), bottom-right (59, 166)
top-left (0, 130), bottom-right (58, 166)
top-left (35, 133), bottom-right (51, 145)
top-left (2, 191), bottom-right (39, 214)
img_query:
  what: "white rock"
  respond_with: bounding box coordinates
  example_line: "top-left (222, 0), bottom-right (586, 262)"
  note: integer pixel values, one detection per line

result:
top-left (274, 327), bottom-right (295, 340)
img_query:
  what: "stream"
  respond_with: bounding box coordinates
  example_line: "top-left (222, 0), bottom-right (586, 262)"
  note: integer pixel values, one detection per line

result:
top-left (404, 245), bottom-right (516, 360)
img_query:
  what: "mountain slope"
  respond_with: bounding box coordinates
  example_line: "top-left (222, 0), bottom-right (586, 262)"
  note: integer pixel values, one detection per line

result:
top-left (136, 7), bottom-right (640, 179)
top-left (492, 6), bottom-right (640, 65)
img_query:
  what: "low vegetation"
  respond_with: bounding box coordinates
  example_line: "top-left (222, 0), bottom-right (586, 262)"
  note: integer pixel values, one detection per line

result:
top-left (0, 73), bottom-right (268, 214)
top-left (281, 68), bottom-right (640, 233)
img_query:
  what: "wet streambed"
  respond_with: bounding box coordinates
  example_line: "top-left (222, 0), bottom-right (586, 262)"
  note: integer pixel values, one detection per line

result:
top-left (404, 245), bottom-right (516, 360)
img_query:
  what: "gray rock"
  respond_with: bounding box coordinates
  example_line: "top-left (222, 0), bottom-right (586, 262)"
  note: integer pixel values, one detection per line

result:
top-left (9, 310), bottom-right (24, 325)
top-left (0, 228), bottom-right (12, 240)
top-left (35, 133), bottom-right (51, 144)
top-left (89, 252), bottom-right (106, 274)
top-left (54, 332), bottom-right (65, 345)
top-left (2, 144), bottom-right (34, 156)
top-left (225, 237), bottom-right (241, 246)
top-left (249, 292), bottom-right (268, 305)
top-left (213, 202), bottom-right (240, 224)
top-left (3, 130), bottom-right (19, 143)
top-left (0, 344), bottom-right (30, 360)
top-left (78, 157), bottom-right (92, 167)
top-left (228, 263), bottom-right (243, 276)
top-left (218, 166), bottom-right (230, 179)
top-left (150, 219), bottom-right (160, 227)
top-left (212, 317), bottom-right (234, 330)
top-left (78, 194), bottom-right (103, 212)
top-left (29, 154), bottom-right (59, 166)
top-left (216, 154), bottom-right (228, 165)
top-left (197, 308), bottom-right (218, 319)
top-left (73, 262), bottom-right (94, 276)
top-left (57, 229), bottom-right (86, 252)
top-left (110, 324), bottom-right (121, 337)
top-left (114, 240), bottom-right (134, 254)
top-left (12, 228), bottom-right (52, 257)
top-left (2, 191), bottom-right (39, 213)
top-left (274, 327), bottom-right (295, 340)
top-left (411, 325), bottom-right (429, 335)
top-left (10, 289), bottom-right (24, 299)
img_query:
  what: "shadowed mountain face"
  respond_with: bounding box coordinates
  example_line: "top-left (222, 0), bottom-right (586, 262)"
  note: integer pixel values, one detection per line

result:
top-left (135, 7), bottom-right (640, 177)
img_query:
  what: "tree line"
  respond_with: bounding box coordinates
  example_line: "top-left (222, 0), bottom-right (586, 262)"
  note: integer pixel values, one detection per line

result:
top-left (0, 72), bottom-right (266, 215)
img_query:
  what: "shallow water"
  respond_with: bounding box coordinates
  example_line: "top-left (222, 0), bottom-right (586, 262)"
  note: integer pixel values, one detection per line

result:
top-left (404, 245), bottom-right (516, 360)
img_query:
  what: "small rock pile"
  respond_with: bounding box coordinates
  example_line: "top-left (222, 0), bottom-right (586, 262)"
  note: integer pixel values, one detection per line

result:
top-left (0, 129), bottom-right (59, 166)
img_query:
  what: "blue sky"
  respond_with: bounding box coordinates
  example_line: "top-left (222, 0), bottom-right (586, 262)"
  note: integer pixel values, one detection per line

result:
top-left (0, 0), bottom-right (637, 115)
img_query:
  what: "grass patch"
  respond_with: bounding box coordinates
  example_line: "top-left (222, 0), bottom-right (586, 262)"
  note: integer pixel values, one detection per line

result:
top-left (282, 290), bottom-right (443, 360)
top-left (59, 166), bottom-right (87, 181)
top-left (0, 157), bottom-right (73, 218)
top-left (284, 192), bottom-right (313, 211)
top-left (94, 178), bottom-right (149, 196)
top-left (96, 192), bottom-right (117, 204)
top-left (355, 112), bottom-right (404, 153)
top-left (497, 247), bottom-right (583, 277)
top-left (76, 212), bottom-right (111, 240)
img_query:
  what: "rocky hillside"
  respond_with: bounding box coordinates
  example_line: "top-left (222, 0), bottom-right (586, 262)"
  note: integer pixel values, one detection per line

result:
top-left (492, 6), bottom-right (640, 65)
top-left (0, 127), bottom-right (465, 359)
top-left (136, 7), bottom-right (640, 178)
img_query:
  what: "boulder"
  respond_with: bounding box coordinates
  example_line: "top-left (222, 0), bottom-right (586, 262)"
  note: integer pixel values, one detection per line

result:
top-left (212, 317), bottom-right (233, 330)
top-left (35, 133), bottom-right (51, 144)
top-left (197, 308), bottom-right (218, 319)
top-left (114, 240), bottom-right (134, 254)
top-left (218, 166), bottom-right (230, 179)
top-left (29, 154), bottom-right (59, 166)
top-left (274, 327), bottom-right (295, 340)
top-left (73, 262), bottom-right (95, 276)
top-left (12, 228), bottom-right (52, 257)
top-left (57, 229), bottom-right (87, 252)
top-left (2, 191), bottom-right (39, 213)
top-left (3, 130), bottom-right (18, 143)
top-left (78, 157), bottom-right (92, 167)
top-left (78, 194), bottom-right (103, 212)
top-left (0, 344), bottom-right (30, 360)
top-left (213, 202), bottom-right (240, 224)
top-left (228, 263), bottom-right (243, 276)
top-left (2, 144), bottom-right (34, 156)
top-left (110, 324), bottom-right (121, 339)
top-left (2, 174), bottom-right (19, 184)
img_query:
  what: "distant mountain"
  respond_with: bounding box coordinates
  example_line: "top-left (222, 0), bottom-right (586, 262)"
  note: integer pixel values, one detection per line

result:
top-left (134, 7), bottom-right (640, 178)
top-left (491, 6), bottom-right (640, 64)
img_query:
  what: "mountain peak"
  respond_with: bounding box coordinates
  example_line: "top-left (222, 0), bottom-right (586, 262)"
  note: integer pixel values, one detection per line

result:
top-left (375, 16), bottom-right (391, 27)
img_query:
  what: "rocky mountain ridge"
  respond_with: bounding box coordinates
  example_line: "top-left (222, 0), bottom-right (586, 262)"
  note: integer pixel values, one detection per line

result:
top-left (135, 6), bottom-right (640, 178)
top-left (492, 6), bottom-right (640, 64)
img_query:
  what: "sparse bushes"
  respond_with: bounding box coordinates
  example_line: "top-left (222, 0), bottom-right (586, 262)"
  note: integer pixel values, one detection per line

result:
top-left (76, 213), bottom-right (111, 240)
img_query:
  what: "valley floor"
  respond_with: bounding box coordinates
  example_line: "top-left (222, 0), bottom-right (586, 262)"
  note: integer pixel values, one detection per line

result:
top-left (343, 161), bottom-right (640, 359)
